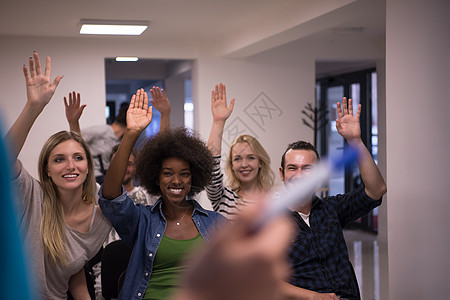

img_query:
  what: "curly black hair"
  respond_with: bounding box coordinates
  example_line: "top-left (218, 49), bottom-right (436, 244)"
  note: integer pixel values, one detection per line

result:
top-left (135, 127), bottom-right (214, 197)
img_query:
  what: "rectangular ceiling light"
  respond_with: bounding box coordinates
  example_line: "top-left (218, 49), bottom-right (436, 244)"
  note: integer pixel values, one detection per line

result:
top-left (80, 19), bottom-right (149, 35)
top-left (116, 57), bottom-right (139, 62)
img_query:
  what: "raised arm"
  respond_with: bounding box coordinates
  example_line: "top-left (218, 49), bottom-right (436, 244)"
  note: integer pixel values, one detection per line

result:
top-left (336, 97), bottom-right (387, 200)
top-left (102, 88), bottom-right (153, 200)
top-left (4, 52), bottom-right (62, 175)
top-left (150, 86), bottom-right (171, 131)
top-left (207, 83), bottom-right (235, 156)
top-left (64, 91), bottom-right (86, 134)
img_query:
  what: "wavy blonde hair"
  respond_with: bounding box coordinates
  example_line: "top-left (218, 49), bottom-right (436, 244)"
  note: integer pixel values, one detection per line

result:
top-left (38, 131), bottom-right (96, 265)
top-left (225, 135), bottom-right (274, 195)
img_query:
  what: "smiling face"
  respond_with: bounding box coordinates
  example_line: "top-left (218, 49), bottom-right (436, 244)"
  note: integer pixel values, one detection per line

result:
top-left (46, 139), bottom-right (89, 192)
top-left (279, 149), bottom-right (318, 189)
top-left (159, 157), bottom-right (192, 206)
top-left (231, 142), bottom-right (262, 187)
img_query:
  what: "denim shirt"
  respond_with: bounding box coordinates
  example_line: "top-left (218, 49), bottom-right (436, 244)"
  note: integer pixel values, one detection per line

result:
top-left (99, 187), bottom-right (226, 300)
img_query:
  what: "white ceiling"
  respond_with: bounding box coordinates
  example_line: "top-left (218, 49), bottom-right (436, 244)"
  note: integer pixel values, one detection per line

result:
top-left (0, 0), bottom-right (385, 59)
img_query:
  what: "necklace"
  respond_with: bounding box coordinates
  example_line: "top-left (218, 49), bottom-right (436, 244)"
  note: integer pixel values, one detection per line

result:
top-left (165, 207), bottom-right (190, 226)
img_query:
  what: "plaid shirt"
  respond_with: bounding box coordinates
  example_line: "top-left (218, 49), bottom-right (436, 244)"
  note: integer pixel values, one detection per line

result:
top-left (287, 185), bottom-right (382, 300)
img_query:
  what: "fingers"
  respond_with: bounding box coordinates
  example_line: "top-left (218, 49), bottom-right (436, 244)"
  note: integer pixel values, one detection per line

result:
top-left (52, 75), bottom-right (63, 89)
top-left (336, 101), bottom-right (343, 119)
top-left (214, 84), bottom-right (219, 100)
top-left (355, 103), bottom-right (362, 119)
top-left (64, 96), bottom-right (69, 108)
top-left (143, 89), bottom-right (149, 110)
top-left (347, 97), bottom-right (353, 115)
top-left (212, 83), bottom-right (228, 102)
top-left (150, 86), bottom-right (160, 99)
top-left (132, 88), bottom-right (148, 109)
top-left (69, 91), bottom-right (75, 104)
top-left (210, 90), bottom-right (215, 103)
top-left (342, 97), bottom-right (348, 115)
top-left (34, 52), bottom-right (42, 76)
top-left (136, 88), bottom-right (144, 108)
top-left (129, 94), bottom-right (136, 109)
top-left (28, 56), bottom-right (35, 77)
top-left (44, 55), bottom-right (51, 78)
top-left (67, 91), bottom-right (80, 106)
top-left (229, 98), bottom-right (235, 112)
top-left (221, 83), bottom-right (226, 101)
top-left (337, 97), bottom-right (358, 118)
top-left (147, 106), bottom-right (153, 120)
top-left (22, 64), bottom-right (30, 81)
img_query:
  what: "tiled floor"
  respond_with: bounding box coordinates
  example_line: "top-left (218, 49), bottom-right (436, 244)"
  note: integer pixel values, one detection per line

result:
top-left (344, 229), bottom-right (380, 300)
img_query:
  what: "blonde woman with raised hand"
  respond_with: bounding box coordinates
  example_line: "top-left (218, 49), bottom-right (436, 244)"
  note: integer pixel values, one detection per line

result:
top-left (5, 52), bottom-right (111, 299)
top-left (206, 83), bottom-right (275, 219)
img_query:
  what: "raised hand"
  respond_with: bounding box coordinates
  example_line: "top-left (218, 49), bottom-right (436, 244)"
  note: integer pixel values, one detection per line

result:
top-left (336, 97), bottom-right (361, 143)
top-left (23, 52), bottom-right (63, 110)
top-left (150, 86), bottom-right (171, 115)
top-left (211, 83), bottom-right (235, 122)
top-left (127, 88), bottom-right (153, 133)
top-left (64, 91), bottom-right (86, 125)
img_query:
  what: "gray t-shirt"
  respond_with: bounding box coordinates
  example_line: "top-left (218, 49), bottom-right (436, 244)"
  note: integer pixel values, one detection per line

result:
top-left (82, 125), bottom-right (120, 177)
top-left (13, 161), bottom-right (112, 299)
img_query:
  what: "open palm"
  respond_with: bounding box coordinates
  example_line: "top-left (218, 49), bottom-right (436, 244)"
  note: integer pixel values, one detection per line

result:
top-left (127, 88), bottom-right (153, 132)
top-left (336, 97), bottom-right (361, 142)
top-left (211, 83), bottom-right (235, 122)
top-left (23, 52), bottom-right (62, 109)
top-left (150, 86), bottom-right (171, 114)
top-left (64, 91), bottom-right (86, 124)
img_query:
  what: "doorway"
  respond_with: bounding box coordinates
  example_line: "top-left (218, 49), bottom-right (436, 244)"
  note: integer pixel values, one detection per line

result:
top-left (104, 57), bottom-right (194, 148)
top-left (316, 68), bottom-right (379, 232)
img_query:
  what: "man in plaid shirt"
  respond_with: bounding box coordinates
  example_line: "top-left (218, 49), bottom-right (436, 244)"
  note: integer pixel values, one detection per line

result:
top-left (279, 98), bottom-right (387, 300)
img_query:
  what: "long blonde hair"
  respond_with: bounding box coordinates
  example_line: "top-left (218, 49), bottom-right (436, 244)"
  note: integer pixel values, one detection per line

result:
top-left (225, 135), bottom-right (274, 195)
top-left (38, 131), bottom-right (96, 265)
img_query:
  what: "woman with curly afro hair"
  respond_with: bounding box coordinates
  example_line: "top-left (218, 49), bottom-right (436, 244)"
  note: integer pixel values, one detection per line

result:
top-left (99, 88), bottom-right (225, 300)
top-left (136, 126), bottom-right (215, 198)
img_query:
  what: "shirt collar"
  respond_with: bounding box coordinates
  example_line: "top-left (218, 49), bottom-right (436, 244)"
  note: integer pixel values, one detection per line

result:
top-left (150, 196), bottom-right (209, 216)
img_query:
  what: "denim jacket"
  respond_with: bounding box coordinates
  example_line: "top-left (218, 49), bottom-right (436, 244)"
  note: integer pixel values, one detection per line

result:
top-left (99, 187), bottom-right (226, 300)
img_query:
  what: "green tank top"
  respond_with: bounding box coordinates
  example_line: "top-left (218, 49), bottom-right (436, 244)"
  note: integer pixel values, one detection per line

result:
top-left (143, 233), bottom-right (204, 300)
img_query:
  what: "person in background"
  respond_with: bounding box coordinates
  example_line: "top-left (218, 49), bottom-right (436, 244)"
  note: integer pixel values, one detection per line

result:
top-left (102, 144), bottom-right (158, 245)
top-left (99, 88), bottom-right (225, 300)
top-left (279, 98), bottom-right (387, 300)
top-left (206, 83), bottom-right (275, 219)
top-left (5, 51), bottom-right (112, 299)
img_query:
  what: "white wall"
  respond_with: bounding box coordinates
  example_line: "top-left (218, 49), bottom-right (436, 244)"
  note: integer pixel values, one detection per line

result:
top-left (0, 35), bottom-right (198, 177)
top-left (0, 34), bottom-right (320, 182)
top-left (386, 0), bottom-right (450, 298)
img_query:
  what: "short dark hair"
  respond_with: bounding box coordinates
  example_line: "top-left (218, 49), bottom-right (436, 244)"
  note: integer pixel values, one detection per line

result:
top-left (280, 141), bottom-right (320, 170)
top-left (136, 127), bottom-right (214, 196)
top-left (113, 105), bottom-right (128, 127)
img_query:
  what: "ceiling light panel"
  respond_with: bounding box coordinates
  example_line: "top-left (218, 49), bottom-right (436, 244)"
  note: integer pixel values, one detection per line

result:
top-left (80, 19), bottom-right (149, 35)
top-left (116, 57), bottom-right (139, 62)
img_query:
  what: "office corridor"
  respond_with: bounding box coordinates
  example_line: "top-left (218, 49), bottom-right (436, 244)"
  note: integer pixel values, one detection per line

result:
top-left (344, 229), bottom-right (385, 300)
